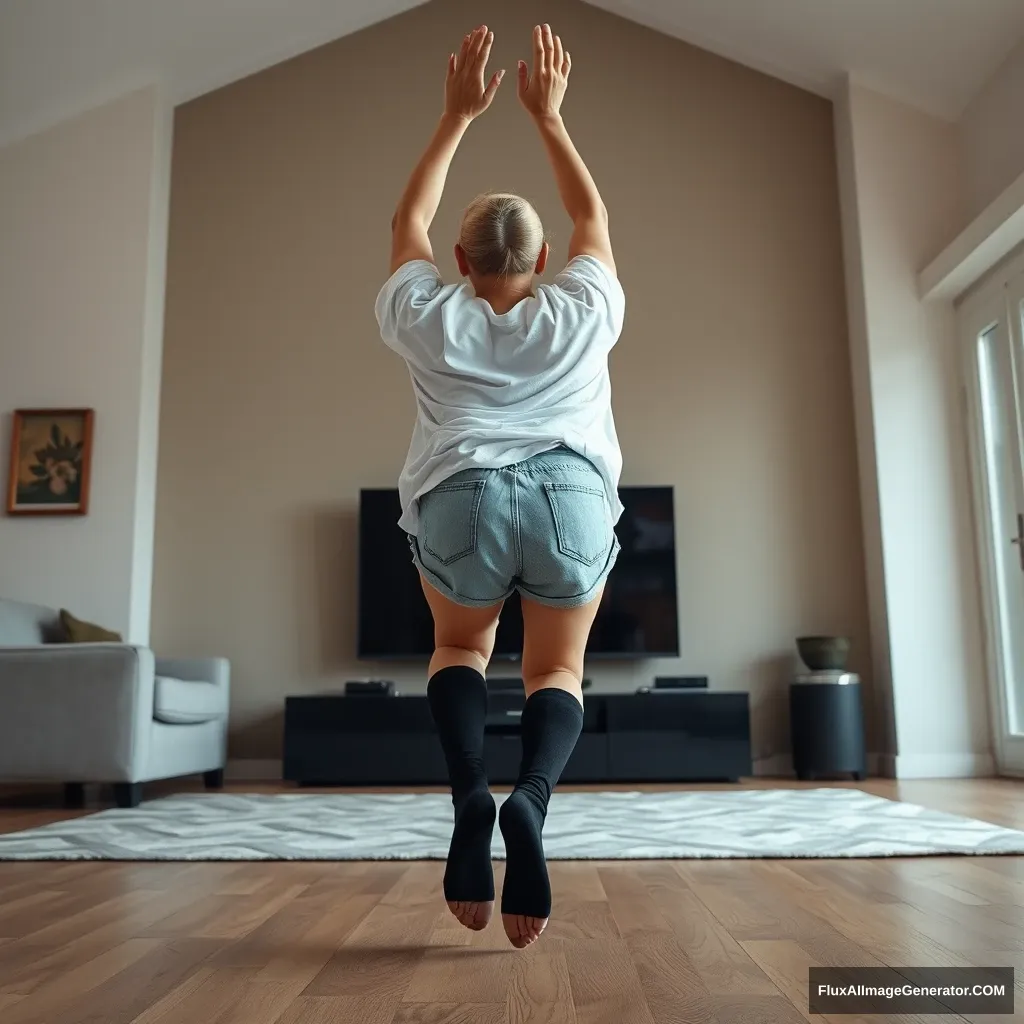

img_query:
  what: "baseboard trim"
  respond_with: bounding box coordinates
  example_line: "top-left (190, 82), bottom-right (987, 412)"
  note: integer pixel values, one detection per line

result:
top-left (226, 759), bottom-right (283, 782)
top-left (893, 753), bottom-right (995, 779)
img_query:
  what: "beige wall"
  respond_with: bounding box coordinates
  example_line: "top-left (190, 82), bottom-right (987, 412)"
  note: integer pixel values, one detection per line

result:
top-left (154, 0), bottom-right (870, 763)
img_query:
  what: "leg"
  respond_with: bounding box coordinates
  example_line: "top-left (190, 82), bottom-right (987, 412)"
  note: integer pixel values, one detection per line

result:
top-left (421, 575), bottom-right (502, 677)
top-left (499, 590), bottom-right (603, 948)
top-left (64, 783), bottom-right (86, 809)
top-left (113, 783), bottom-right (143, 809)
top-left (420, 576), bottom-right (504, 931)
top-left (204, 768), bottom-right (225, 790)
top-left (520, 590), bottom-right (604, 706)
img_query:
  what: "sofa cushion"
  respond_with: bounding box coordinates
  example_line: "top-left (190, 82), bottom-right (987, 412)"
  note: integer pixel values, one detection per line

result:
top-left (154, 675), bottom-right (228, 725)
top-left (59, 609), bottom-right (123, 644)
top-left (0, 598), bottom-right (63, 646)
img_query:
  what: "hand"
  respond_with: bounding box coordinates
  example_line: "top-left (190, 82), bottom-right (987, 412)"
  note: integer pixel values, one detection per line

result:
top-left (517, 24), bottom-right (570, 119)
top-left (444, 25), bottom-right (504, 122)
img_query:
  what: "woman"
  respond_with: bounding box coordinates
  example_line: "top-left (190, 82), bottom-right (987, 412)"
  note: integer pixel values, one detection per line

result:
top-left (375, 23), bottom-right (624, 949)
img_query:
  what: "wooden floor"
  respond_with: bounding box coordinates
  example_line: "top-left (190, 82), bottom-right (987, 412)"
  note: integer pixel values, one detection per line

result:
top-left (0, 778), bottom-right (1021, 1023)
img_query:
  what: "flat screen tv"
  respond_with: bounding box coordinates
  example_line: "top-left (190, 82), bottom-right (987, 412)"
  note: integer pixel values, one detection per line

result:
top-left (358, 485), bottom-right (679, 661)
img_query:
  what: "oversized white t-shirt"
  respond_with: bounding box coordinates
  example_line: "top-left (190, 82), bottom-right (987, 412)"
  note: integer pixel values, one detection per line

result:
top-left (374, 254), bottom-right (625, 535)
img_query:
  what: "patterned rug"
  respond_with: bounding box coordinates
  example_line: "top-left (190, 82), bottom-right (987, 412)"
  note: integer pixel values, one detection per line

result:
top-left (1, 789), bottom-right (1022, 861)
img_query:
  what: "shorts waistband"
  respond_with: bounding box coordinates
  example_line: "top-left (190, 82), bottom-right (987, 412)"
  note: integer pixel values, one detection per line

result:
top-left (504, 446), bottom-right (595, 476)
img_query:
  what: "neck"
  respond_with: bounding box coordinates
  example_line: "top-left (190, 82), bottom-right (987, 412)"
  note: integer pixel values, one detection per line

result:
top-left (470, 273), bottom-right (534, 314)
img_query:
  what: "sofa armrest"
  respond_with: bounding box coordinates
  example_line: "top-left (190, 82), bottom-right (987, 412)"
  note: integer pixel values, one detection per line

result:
top-left (0, 644), bottom-right (155, 782)
top-left (155, 656), bottom-right (230, 692)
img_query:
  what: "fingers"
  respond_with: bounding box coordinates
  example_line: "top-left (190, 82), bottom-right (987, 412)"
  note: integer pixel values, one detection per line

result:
top-left (456, 34), bottom-right (470, 78)
top-left (563, 49), bottom-right (571, 76)
top-left (541, 23), bottom-right (555, 73)
top-left (466, 25), bottom-right (486, 62)
top-left (474, 27), bottom-right (494, 75)
top-left (446, 51), bottom-right (456, 79)
top-left (483, 68), bottom-right (505, 107)
top-left (517, 58), bottom-right (529, 98)
top-left (531, 25), bottom-right (564, 76)
top-left (467, 25), bottom-right (483, 60)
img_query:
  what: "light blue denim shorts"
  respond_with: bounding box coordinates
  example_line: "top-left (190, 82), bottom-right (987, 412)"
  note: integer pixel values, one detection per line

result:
top-left (409, 448), bottom-right (620, 609)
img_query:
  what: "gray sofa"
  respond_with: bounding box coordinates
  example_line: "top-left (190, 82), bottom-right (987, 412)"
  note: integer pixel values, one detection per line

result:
top-left (0, 598), bottom-right (229, 807)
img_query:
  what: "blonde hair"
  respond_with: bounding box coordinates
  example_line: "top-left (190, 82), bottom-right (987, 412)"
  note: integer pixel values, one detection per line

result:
top-left (458, 193), bottom-right (544, 277)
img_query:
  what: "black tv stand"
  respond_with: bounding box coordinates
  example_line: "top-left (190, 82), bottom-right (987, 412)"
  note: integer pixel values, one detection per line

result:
top-left (284, 690), bottom-right (752, 785)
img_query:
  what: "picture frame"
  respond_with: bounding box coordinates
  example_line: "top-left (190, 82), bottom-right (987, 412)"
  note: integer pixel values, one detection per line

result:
top-left (5, 409), bottom-right (95, 516)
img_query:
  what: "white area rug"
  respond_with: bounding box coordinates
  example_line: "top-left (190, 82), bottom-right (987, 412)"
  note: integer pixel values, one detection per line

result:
top-left (1, 789), bottom-right (1022, 861)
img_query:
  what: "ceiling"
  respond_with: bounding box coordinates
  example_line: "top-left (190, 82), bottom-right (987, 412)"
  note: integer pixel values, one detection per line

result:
top-left (2, 0), bottom-right (1023, 147)
top-left (584, 0), bottom-right (1024, 118)
top-left (0, 0), bottom-right (429, 147)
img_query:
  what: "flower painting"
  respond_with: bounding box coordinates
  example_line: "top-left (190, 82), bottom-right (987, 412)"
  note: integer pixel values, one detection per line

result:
top-left (6, 409), bottom-right (94, 515)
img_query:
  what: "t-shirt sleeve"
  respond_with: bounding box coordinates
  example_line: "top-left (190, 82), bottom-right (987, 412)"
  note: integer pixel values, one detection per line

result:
top-left (374, 260), bottom-right (445, 364)
top-left (551, 255), bottom-right (626, 346)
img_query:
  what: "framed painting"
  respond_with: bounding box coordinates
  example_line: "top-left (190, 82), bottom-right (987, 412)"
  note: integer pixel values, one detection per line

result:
top-left (5, 409), bottom-right (95, 516)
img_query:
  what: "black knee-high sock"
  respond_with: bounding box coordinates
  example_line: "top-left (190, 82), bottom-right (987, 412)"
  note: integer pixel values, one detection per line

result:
top-left (499, 687), bottom-right (583, 918)
top-left (427, 665), bottom-right (495, 902)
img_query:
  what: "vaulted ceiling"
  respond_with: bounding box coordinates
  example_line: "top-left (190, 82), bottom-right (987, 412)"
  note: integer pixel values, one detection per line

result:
top-left (0, 0), bottom-right (430, 146)
top-left (583, 0), bottom-right (1024, 118)
top-left (2, 0), bottom-right (1023, 147)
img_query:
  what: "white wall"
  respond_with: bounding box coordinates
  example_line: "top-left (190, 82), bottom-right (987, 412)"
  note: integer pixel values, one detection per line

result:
top-left (960, 38), bottom-right (1024, 220)
top-left (833, 90), bottom-right (896, 761)
top-left (835, 80), bottom-right (993, 778)
top-left (0, 87), bottom-right (172, 642)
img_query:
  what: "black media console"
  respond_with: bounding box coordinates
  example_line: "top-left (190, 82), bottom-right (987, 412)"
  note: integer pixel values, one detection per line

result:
top-left (284, 691), bottom-right (752, 785)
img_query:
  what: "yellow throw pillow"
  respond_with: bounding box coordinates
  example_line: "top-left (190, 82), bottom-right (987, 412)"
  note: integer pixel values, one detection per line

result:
top-left (59, 609), bottom-right (123, 644)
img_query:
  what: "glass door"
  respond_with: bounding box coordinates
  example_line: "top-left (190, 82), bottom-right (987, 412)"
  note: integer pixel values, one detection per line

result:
top-left (961, 275), bottom-right (1024, 775)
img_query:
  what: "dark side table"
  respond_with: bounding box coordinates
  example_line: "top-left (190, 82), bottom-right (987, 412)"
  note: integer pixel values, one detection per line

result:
top-left (789, 672), bottom-right (866, 781)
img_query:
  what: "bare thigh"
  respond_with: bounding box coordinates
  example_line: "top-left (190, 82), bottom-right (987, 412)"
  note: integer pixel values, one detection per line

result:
top-left (420, 575), bottom-right (504, 676)
top-left (520, 588), bottom-right (605, 704)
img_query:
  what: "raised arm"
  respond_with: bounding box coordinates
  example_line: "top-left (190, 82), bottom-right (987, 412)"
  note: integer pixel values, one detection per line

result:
top-left (518, 25), bottom-right (615, 275)
top-left (389, 25), bottom-right (505, 275)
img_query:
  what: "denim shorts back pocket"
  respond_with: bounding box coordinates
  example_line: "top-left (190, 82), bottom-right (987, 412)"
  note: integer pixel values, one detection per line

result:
top-left (542, 482), bottom-right (612, 566)
top-left (419, 478), bottom-right (486, 566)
